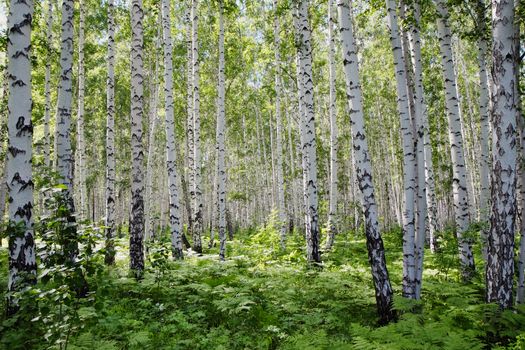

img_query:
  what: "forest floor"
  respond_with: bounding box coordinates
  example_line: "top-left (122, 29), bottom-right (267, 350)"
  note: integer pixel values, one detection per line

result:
top-left (1, 224), bottom-right (525, 349)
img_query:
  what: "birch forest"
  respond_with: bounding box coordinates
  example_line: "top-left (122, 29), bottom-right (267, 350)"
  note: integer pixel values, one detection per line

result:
top-left (1, 0), bottom-right (525, 348)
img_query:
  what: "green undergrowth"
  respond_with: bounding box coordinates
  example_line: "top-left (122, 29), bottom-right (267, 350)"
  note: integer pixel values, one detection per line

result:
top-left (1, 220), bottom-right (525, 349)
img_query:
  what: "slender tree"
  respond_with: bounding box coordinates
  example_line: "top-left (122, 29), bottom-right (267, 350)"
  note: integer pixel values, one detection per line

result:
top-left (129, 0), bottom-right (145, 277)
top-left (325, 0), bottom-right (339, 250)
top-left (386, 0), bottom-right (417, 299)
top-left (294, 0), bottom-right (321, 263)
top-left (55, 0), bottom-right (77, 261)
top-left (6, 0), bottom-right (36, 313)
top-left (105, 0), bottom-right (116, 265)
top-left (274, 0), bottom-right (287, 249)
top-left (486, 0), bottom-right (517, 309)
top-left (76, 0), bottom-right (87, 220)
top-left (435, 0), bottom-right (475, 279)
top-left (338, 0), bottom-right (394, 324)
top-left (43, 0), bottom-right (53, 168)
top-left (216, 0), bottom-right (227, 260)
top-left (475, 0), bottom-right (491, 226)
top-left (191, 0), bottom-right (203, 253)
top-left (162, 0), bottom-right (184, 259)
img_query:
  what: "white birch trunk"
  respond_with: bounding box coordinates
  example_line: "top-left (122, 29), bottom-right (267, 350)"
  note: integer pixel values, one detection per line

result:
top-left (105, 0), bottom-right (116, 265)
top-left (56, 0), bottom-right (77, 261)
top-left (162, 0), bottom-right (183, 260)
top-left (191, 0), bottom-right (203, 253)
top-left (76, 0), bottom-right (87, 221)
top-left (129, 0), bottom-right (145, 276)
top-left (435, 0), bottom-right (475, 279)
top-left (43, 0), bottom-right (53, 168)
top-left (338, 0), bottom-right (394, 324)
top-left (486, 0), bottom-right (517, 309)
top-left (216, 0), bottom-right (227, 260)
top-left (326, 0), bottom-right (339, 250)
top-left (6, 0), bottom-right (36, 310)
top-left (294, 0), bottom-right (321, 263)
top-left (385, 0), bottom-right (416, 299)
top-left (476, 0), bottom-right (491, 260)
top-left (405, 0), bottom-right (430, 298)
top-left (185, 4), bottom-right (194, 234)
top-left (274, 0), bottom-right (287, 248)
top-left (408, 3), bottom-right (438, 253)
top-left (145, 55), bottom-right (160, 241)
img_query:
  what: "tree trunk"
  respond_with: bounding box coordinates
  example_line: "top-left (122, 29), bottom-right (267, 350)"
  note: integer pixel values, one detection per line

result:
top-left (76, 0), bottom-right (87, 221)
top-left (386, 0), bottom-right (417, 299)
top-left (404, 0), bottom-right (429, 299)
top-left (216, 0), bottom-right (227, 261)
top-left (105, 0), bottom-right (116, 265)
top-left (435, 0), bottom-right (475, 280)
top-left (6, 0), bottom-right (37, 312)
top-left (294, 0), bottom-right (321, 264)
top-left (162, 0), bottom-right (184, 260)
top-left (338, 0), bottom-right (394, 324)
top-left (43, 0), bottom-right (53, 168)
top-left (185, 3), bottom-right (194, 238)
top-left (145, 53), bottom-right (160, 241)
top-left (486, 0), bottom-right (517, 309)
top-left (129, 0), bottom-right (145, 277)
top-left (191, 0), bottom-right (203, 253)
top-left (517, 0), bottom-right (525, 305)
top-left (408, 1), bottom-right (438, 254)
top-left (274, 0), bottom-right (287, 249)
top-left (326, 0), bottom-right (339, 251)
top-left (476, 0), bottom-right (491, 227)
top-left (56, 0), bottom-right (77, 261)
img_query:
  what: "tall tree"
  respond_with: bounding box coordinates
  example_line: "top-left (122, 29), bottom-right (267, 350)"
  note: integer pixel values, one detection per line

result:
top-left (486, 0), bottom-right (517, 309)
top-left (475, 0), bottom-right (491, 226)
top-left (43, 0), bottom-right (53, 168)
top-left (162, 0), bottom-right (184, 259)
top-left (294, 0), bottom-right (321, 263)
top-left (408, 0), bottom-right (438, 254)
top-left (216, 0), bottom-right (227, 260)
top-left (6, 0), bottom-right (36, 313)
top-left (55, 0), bottom-right (77, 261)
top-left (274, 0), bottom-right (287, 249)
top-left (385, 0), bottom-right (417, 299)
top-left (325, 0), bottom-right (339, 250)
top-left (76, 0), bottom-right (87, 220)
top-left (129, 0), bottom-right (145, 277)
top-left (338, 0), bottom-right (394, 324)
top-left (105, 0), bottom-right (116, 265)
top-left (191, 0), bottom-right (203, 253)
top-left (435, 0), bottom-right (475, 279)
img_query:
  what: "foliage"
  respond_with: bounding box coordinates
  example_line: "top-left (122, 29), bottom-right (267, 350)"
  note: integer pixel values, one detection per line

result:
top-left (2, 223), bottom-right (525, 349)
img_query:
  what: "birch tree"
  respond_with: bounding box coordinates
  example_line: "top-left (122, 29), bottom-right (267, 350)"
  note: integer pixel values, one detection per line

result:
top-left (191, 0), bottom-right (203, 253)
top-left (294, 0), bottom-right (321, 264)
top-left (6, 0), bottom-right (36, 313)
top-left (76, 0), bottom-right (87, 221)
top-left (273, 0), bottom-right (287, 249)
top-left (129, 0), bottom-right (145, 276)
top-left (435, 0), bottom-right (475, 279)
top-left (338, 0), bottom-right (394, 324)
top-left (43, 0), bottom-right (53, 168)
top-left (325, 0), bottom-right (339, 251)
top-left (408, 0), bottom-right (438, 254)
top-left (105, 0), bottom-right (116, 265)
top-left (486, 0), bottom-right (517, 309)
top-left (216, 0), bottom-right (227, 260)
top-left (475, 0), bottom-right (491, 225)
top-left (162, 0), bottom-right (183, 259)
top-left (385, 0), bottom-right (416, 299)
top-left (55, 0), bottom-right (77, 261)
